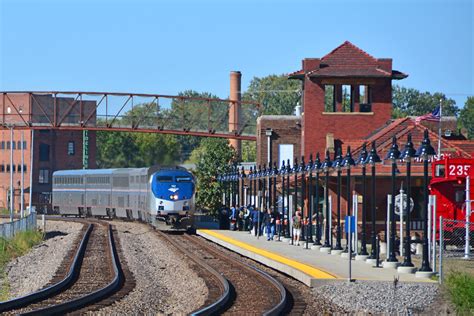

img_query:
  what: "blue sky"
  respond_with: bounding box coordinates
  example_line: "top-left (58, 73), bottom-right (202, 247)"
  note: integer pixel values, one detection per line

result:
top-left (1, 0), bottom-right (472, 108)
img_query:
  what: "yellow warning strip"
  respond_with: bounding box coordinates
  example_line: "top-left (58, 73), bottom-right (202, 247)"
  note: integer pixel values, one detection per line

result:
top-left (200, 230), bottom-right (338, 279)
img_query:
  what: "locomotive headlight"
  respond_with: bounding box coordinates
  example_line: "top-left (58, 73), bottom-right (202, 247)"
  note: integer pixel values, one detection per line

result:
top-left (170, 194), bottom-right (178, 200)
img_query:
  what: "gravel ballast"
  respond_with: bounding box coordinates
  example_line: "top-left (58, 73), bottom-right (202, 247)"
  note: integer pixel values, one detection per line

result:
top-left (313, 280), bottom-right (439, 314)
top-left (5, 220), bottom-right (83, 299)
top-left (98, 221), bottom-right (207, 315)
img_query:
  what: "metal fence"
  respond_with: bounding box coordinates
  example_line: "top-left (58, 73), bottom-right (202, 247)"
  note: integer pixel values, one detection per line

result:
top-left (439, 218), bottom-right (474, 284)
top-left (0, 213), bottom-right (37, 239)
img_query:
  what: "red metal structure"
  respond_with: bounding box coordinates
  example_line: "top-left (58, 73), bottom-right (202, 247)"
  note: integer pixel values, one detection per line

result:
top-left (430, 156), bottom-right (474, 241)
top-left (0, 91), bottom-right (260, 140)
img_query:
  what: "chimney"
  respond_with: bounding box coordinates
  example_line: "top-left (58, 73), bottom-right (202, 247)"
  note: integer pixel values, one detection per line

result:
top-left (229, 71), bottom-right (242, 158)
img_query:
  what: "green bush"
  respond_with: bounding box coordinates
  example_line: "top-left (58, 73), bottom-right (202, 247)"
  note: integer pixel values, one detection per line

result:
top-left (445, 271), bottom-right (474, 314)
top-left (0, 230), bottom-right (44, 300)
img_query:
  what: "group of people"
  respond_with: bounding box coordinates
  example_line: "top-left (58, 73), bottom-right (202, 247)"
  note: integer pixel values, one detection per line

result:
top-left (228, 204), bottom-right (307, 245)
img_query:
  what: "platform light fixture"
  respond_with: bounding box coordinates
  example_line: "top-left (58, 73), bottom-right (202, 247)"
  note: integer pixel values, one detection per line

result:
top-left (342, 146), bottom-right (356, 253)
top-left (399, 134), bottom-right (418, 270)
top-left (416, 129), bottom-right (436, 274)
top-left (356, 143), bottom-right (369, 257)
top-left (385, 136), bottom-right (401, 264)
top-left (332, 148), bottom-right (344, 251)
top-left (366, 141), bottom-right (381, 261)
top-left (312, 153), bottom-right (322, 246)
top-left (321, 150), bottom-right (333, 249)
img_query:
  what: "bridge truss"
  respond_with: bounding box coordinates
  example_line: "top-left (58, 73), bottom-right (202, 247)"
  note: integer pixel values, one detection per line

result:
top-left (0, 91), bottom-right (261, 140)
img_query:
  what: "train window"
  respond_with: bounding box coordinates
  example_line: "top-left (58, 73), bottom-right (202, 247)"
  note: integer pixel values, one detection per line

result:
top-left (157, 176), bottom-right (173, 182)
top-left (435, 165), bottom-right (445, 177)
top-left (455, 190), bottom-right (465, 203)
top-left (141, 175), bottom-right (146, 183)
top-left (135, 176), bottom-right (139, 182)
top-left (176, 176), bottom-right (192, 182)
top-left (130, 176), bottom-right (134, 183)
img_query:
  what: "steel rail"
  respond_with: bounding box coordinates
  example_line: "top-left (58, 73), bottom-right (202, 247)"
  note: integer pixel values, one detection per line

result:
top-left (183, 234), bottom-right (287, 316)
top-left (0, 224), bottom-right (93, 313)
top-left (20, 224), bottom-right (123, 315)
top-left (156, 231), bottom-right (230, 316)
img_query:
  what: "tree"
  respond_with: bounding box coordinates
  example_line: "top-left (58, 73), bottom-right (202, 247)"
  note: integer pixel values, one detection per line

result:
top-left (243, 74), bottom-right (301, 116)
top-left (192, 138), bottom-right (236, 216)
top-left (459, 97), bottom-right (474, 139)
top-left (241, 140), bottom-right (256, 162)
top-left (392, 85), bottom-right (458, 118)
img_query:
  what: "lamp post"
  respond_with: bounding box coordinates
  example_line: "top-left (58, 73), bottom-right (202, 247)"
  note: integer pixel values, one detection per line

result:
top-left (249, 167), bottom-right (253, 207)
top-left (332, 148), bottom-right (344, 254)
top-left (313, 153), bottom-right (322, 246)
top-left (292, 158), bottom-right (299, 244)
top-left (398, 134), bottom-right (418, 273)
top-left (257, 165), bottom-right (262, 211)
top-left (299, 156), bottom-right (306, 242)
top-left (285, 159), bottom-right (291, 238)
top-left (262, 165), bottom-right (268, 211)
top-left (356, 144), bottom-right (369, 259)
top-left (306, 154), bottom-right (314, 246)
top-left (416, 129), bottom-right (436, 277)
top-left (273, 162), bottom-right (278, 213)
top-left (240, 166), bottom-right (246, 207)
top-left (366, 141), bottom-right (381, 264)
top-left (321, 150), bottom-right (333, 252)
top-left (385, 136), bottom-right (401, 267)
top-left (268, 162), bottom-right (272, 211)
top-left (280, 160), bottom-right (286, 238)
top-left (342, 146), bottom-right (356, 256)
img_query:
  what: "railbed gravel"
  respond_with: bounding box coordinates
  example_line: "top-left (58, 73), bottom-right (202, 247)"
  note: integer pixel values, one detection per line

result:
top-left (313, 280), bottom-right (439, 314)
top-left (5, 220), bottom-right (83, 298)
top-left (96, 221), bottom-right (207, 315)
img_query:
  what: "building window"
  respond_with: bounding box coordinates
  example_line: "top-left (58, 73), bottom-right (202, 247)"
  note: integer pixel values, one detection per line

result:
top-left (324, 85), bottom-right (335, 112)
top-left (6, 164), bottom-right (10, 172)
top-left (17, 164), bottom-right (21, 172)
top-left (342, 85), bottom-right (353, 112)
top-left (39, 169), bottom-right (49, 184)
top-left (67, 141), bottom-right (75, 155)
top-left (39, 143), bottom-right (50, 161)
top-left (0, 165), bottom-right (4, 172)
top-left (7, 141), bottom-right (10, 150)
top-left (12, 165), bottom-right (15, 172)
top-left (17, 141), bottom-right (21, 150)
top-left (23, 165), bottom-right (27, 172)
top-left (12, 141), bottom-right (16, 150)
top-left (23, 141), bottom-right (27, 149)
top-left (359, 85), bottom-right (371, 112)
top-left (0, 141), bottom-right (4, 150)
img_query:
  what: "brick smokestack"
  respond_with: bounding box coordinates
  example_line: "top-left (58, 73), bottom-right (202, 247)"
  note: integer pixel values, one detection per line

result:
top-left (229, 71), bottom-right (242, 158)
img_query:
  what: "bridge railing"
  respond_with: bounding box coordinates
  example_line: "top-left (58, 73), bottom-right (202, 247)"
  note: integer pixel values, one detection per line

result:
top-left (0, 91), bottom-right (260, 140)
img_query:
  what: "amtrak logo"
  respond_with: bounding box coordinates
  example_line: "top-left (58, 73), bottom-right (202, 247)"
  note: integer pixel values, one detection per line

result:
top-left (168, 187), bottom-right (179, 193)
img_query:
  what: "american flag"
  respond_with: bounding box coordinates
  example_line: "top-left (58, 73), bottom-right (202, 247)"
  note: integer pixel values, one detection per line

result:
top-left (415, 106), bottom-right (441, 124)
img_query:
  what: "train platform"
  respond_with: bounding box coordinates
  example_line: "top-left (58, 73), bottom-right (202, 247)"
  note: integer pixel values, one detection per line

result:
top-left (196, 229), bottom-right (436, 287)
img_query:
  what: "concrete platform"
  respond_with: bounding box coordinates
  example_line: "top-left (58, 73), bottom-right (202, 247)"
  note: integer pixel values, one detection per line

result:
top-left (197, 229), bottom-right (436, 287)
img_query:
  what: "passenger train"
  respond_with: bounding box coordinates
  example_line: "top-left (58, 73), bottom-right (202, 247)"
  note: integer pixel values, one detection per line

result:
top-left (52, 166), bottom-right (195, 230)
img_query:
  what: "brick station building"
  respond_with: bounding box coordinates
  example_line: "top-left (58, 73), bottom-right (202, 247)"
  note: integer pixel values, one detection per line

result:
top-left (256, 41), bottom-right (474, 233)
top-left (0, 93), bottom-right (97, 213)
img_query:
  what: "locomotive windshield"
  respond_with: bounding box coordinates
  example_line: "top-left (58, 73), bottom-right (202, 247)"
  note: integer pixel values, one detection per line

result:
top-left (157, 176), bottom-right (173, 182)
top-left (176, 176), bottom-right (192, 182)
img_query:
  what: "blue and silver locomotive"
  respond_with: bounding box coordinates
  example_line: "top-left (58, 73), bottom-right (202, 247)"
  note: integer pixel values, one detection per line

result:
top-left (52, 166), bottom-right (195, 230)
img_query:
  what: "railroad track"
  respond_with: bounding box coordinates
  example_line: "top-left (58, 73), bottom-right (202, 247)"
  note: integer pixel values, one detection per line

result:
top-left (0, 221), bottom-right (125, 315)
top-left (157, 231), bottom-right (287, 315)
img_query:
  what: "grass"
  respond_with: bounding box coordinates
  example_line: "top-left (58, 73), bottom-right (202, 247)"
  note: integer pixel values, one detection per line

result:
top-left (0, 230), bottom-right (44, 300)
top-left (444, 270), bottom-right (474, 314)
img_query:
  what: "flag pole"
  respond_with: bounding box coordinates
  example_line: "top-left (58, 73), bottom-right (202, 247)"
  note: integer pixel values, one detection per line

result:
top-left (438, 99), bottom-right (442, 158)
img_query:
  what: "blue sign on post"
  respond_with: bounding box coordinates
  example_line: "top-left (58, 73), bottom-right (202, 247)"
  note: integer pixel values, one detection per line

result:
top-left (345, 215), bottom-right (356, 233)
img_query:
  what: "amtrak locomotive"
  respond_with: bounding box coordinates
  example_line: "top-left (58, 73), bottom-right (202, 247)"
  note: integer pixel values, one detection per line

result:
top-left (52, 166), bottom-right (195, 230)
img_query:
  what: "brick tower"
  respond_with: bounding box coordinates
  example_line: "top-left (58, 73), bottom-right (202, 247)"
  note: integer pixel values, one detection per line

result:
top-left (289, 41), bottom-right (407, 157)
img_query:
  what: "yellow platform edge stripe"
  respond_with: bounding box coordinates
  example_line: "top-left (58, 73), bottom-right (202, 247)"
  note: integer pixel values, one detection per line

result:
top-left (199, 229), bottom-right (339, 279)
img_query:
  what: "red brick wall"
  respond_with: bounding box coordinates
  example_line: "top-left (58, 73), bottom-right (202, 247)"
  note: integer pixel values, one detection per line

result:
top-left (256, 116), bottom-right (301, 167)
top-left (302, 77), bottom-right (392, 158)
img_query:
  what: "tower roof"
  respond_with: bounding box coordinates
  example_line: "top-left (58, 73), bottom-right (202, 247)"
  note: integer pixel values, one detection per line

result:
top-left (289, 41), bottom-right (407, 80)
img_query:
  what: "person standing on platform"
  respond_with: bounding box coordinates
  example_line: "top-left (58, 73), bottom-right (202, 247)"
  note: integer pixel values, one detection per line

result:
top-left (251, 207), bottom-right (259, 236)
top-left (263, 208), bottom-right (276, 241)
top-left (229, 205), bottom-right (237, 231)
top-left (292, 209), bottom-right (302, 246)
